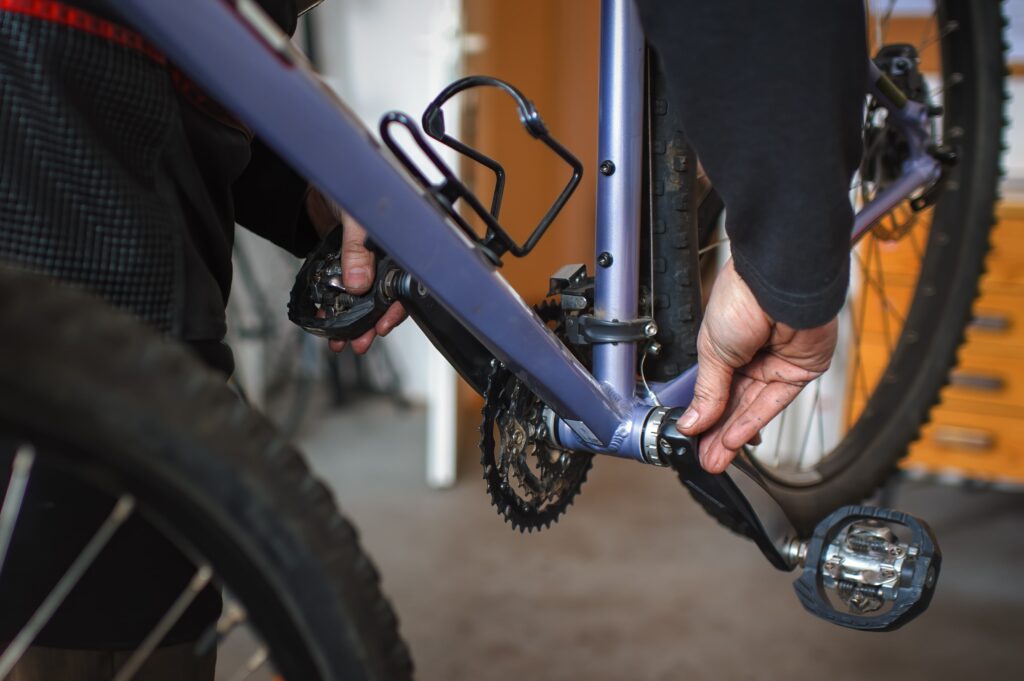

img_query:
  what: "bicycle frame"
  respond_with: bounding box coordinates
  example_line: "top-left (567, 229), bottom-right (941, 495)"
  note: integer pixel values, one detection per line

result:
top-left (117, 0), bottom-right (940, 462)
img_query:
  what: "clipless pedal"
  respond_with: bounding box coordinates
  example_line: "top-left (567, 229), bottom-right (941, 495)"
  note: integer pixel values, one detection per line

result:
top-left (656, 409), bottom-right (941, 632)
top-left (793, 505), bottom-right (940, 631)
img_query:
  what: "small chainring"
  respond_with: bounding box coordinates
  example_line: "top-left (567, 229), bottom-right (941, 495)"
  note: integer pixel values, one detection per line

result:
top-left (479, 303), bottom-right (593, 531)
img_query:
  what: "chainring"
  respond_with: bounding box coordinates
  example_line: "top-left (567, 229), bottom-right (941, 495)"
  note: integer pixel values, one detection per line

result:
top-left (479, 303), bottom-right (594, 531)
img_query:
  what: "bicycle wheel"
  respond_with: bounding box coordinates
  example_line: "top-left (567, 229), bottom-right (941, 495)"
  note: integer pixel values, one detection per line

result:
top-left (646, 0), bottom-right (1007, 535)
top-left (0, 267), bottom-right (412, 680)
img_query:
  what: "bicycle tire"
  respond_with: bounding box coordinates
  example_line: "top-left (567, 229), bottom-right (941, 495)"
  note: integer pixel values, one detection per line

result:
top-left (640, 50), bottom-right (703, 382)
top-left (648, 0), bottom-right (1007, 535)
top-left (0, 267), bottom-right (413, 680)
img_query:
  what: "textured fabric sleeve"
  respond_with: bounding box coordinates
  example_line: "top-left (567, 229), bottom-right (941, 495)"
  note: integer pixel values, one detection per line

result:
top-left (635, 0), bottom-right (867, 329)
top-left (232, 138), bottom-right (321, 258)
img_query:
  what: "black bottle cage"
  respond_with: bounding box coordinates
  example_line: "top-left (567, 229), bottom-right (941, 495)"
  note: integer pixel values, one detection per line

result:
top-left (379, 76), bottom-right (583, 264)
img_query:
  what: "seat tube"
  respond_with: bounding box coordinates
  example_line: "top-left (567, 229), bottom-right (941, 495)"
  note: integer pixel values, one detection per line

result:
top-left (593, 0), bottom-right (645, 400)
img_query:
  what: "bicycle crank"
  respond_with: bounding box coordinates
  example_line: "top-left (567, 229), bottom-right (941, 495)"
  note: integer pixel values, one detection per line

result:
top-left (655, 408), bottom-right (941, 632)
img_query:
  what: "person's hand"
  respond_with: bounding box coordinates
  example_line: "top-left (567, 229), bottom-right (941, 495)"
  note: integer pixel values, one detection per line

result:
top-left (306, 190), bottom-right (407, 354)
top-left (677, 258), bottom-right (838, 473)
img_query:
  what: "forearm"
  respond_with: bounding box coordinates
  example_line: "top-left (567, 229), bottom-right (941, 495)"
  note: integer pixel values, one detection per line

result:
top-left (635, 0), bottom-right (867, 328)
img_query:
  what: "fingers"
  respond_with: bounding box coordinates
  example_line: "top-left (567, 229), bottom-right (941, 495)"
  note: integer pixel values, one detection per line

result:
top-left (341, 217), bottom-right (374, 294)
top-left (375, 302), bottom-right (407, 337)
top-left (329, 339), bottom-right (345, 353)
top-left (349, 328), bottom-right (376, 355)
top-left (676, 342), bottom-right (734, 437)
top-left (697, 373), bottom-right (761, 472)
top-left (699, 377), bottom-right (804, 474)
top-left (719, 380), bottom-right (804, 453)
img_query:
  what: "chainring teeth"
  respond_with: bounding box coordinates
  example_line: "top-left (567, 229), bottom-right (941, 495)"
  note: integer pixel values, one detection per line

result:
top-left (479, 304), bottom-right (594, 532)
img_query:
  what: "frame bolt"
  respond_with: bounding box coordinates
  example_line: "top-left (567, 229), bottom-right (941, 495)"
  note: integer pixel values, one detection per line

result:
top-left (647, 341), bottom-right (662, 356)
top-left (599, 160), bottom-right (616, 176)
top-left (644, 321), bottom-right (658, 337)
top-left (597, 252), bottom-right (613, 268)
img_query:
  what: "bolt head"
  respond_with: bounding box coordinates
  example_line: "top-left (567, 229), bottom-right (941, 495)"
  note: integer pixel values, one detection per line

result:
top-left (599, 160), bottom-right (616, 176)
top-left (597, 252), bottom-right (613, 268)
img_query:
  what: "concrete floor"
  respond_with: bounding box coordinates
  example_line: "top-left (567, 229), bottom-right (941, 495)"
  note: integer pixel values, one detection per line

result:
top-left (296, 399), bottom-right (1024, 681)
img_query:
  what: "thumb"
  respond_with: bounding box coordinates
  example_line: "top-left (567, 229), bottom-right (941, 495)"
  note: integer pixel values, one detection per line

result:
top-left (341, 218), bottom-right (375, 295)
top-left (676, 344), bottom-right (734, 437)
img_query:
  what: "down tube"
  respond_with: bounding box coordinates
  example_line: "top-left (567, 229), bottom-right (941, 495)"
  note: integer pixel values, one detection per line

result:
top-left (116, 0), bottom-right (628, 444)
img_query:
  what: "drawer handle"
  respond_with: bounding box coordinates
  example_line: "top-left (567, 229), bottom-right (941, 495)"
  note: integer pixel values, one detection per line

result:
top-left (969, 313), bottom-right (1012, 333)
top-left (932, 427), bottom-right (995, 451)
top-left (949, 370), bottom-right (1006, 393)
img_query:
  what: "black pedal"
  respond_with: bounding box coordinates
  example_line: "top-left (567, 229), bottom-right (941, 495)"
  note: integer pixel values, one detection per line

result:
top-left (287, 225), bottom-right (402, 340)
top-left (793, 505), bottom-right (941, 632)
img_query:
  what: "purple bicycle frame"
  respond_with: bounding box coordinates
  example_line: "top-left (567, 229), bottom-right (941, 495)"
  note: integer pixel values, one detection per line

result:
top-left (116, 0), bottom-right (940, 462)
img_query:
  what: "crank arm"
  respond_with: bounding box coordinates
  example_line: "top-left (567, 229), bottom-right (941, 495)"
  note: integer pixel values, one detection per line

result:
top-left (656, 408), bottom-right (801, 571)
top-left (393, 273), bottom-right (495, 395)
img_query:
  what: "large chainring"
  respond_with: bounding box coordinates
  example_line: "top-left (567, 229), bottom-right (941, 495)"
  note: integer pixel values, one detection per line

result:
top-left (479, 303), bottom-right (594, 531)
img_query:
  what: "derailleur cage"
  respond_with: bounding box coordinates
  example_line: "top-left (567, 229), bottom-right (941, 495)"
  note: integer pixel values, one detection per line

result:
top-left (380, 76), bottom-right (584, 265)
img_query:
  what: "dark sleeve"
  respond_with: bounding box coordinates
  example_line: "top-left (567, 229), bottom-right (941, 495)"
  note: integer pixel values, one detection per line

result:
top-left (232, 138), bottom-right (321, 258)
top-left (635, 0), bottom-right (867, 328)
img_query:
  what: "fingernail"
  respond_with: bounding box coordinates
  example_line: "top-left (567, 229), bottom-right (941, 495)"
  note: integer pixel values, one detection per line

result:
top-left (378, 322), bottom-right (392, 337)
top-left (346, 266), bottom-right (370, 287)
top-left (678, 408), bottom-right (699, 430)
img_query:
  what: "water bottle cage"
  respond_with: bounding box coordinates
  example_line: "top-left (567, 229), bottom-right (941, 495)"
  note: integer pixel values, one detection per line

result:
top-left (379, 76), bottom-right (583, 265)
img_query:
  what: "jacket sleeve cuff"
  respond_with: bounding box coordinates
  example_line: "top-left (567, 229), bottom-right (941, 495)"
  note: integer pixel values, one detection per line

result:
top-left (731, 249), bottom-right (849, 329)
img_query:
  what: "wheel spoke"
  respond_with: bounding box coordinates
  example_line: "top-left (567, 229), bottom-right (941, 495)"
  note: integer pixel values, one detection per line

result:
top-left (0, 445), bottom-right (34, 580)
top-left (870, 238), bottom-right (896, 354)
top-left (919, 19), bottom-right (958, 53)
top-left (772, 405), bottom-right (788, 468)
top-left (854, 247), bottom-right (906, 331)
top-left (796, 380), bottom-right (823, 470)
top-left (873, 0), bottom-right (897, 48)
top-left (226, 646), bottom-right (270, 681)
top-left (845, 276), bottom-right (872, 429)
top-left (112, 564), bottom-right (214, 681)
top-left (0, 496), bottom-right (135, 678)
top-left (698, 237), bottom-right (730, 256)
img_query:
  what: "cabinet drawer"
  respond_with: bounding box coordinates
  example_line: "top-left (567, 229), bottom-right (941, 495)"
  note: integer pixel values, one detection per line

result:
top-left (854, 336), bottom-right (1024, 416)
top-left (901, 407), bottom-right (1024, 484)
top-left (856, 283), bottom-right (1024, 354)
top-left (976, 217), bottom-right (1024, 287)
top-left (941, 344), bottom-right (1024, 414)
top-left (857, 206), bottom-right (1024, 288)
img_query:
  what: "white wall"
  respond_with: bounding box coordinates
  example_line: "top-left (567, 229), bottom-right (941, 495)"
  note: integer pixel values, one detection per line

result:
top-left (308, 0), bottom-right (463, 405)
top-left (310, 0), bottom-right (464, 487)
